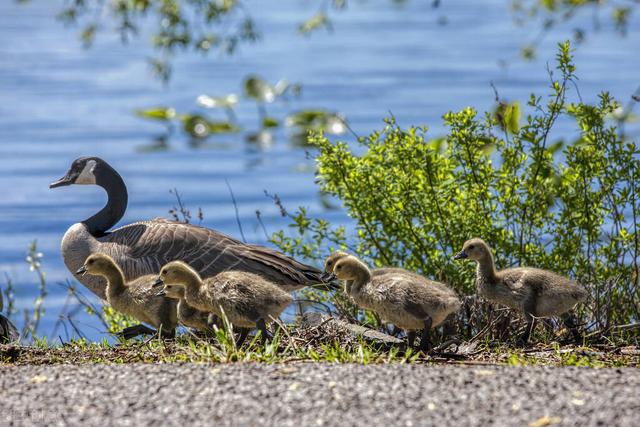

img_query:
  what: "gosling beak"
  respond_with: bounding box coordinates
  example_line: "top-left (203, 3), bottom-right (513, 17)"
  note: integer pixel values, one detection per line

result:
top-left (152, 277), bottom-right (164, 288)
top-left (75, 265), bottom-right (87, 276)
top-left (321, 272), bottom-right (337, 282)
top-left (49, 172), bottom-right (76, 189)
top-left (156, 288), bottom-right (167, 297)
top-left (453, 250), bottom-right (468, 260)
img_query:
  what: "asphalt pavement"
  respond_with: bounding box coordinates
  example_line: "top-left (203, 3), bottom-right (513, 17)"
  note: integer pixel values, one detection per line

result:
top-left (0, 363), bottom-right (637, 426)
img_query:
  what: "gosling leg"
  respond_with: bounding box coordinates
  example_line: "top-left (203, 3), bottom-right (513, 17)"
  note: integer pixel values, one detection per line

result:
top-left (561, 312), bottom-right (582, 343)
top-left (256, 318), bottom-right (273, 344)
top-left (236, 328), bottom-right (250, 347)
top-left (118, 324), bottom-right (156, 340)
top-left (406, 331), bottom-right (417, 348)
top-left (516, 313), bottom-right (535, 347)
top-left (419, 316), bottom-right (433, 352)
top-left (208, 313), bottom-right (221, 329)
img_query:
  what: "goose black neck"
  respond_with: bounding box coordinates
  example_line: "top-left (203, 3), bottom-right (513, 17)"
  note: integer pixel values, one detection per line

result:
top-left (83, 165), bottom-right (128, 237)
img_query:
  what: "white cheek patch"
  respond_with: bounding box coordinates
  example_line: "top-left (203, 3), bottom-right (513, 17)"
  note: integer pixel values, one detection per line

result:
top-left (75, 160), bottom-right (97, 185)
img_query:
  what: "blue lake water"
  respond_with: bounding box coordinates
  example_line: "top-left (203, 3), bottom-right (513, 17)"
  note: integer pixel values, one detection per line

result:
top-left (0, 0), bottom-right (638, 341)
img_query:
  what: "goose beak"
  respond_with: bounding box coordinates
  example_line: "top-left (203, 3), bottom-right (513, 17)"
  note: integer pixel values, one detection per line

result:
top-left (321, 272), bottom-right (337, 282)
top-left (75, 266), bottom-right (87, 276)
top-left (453, 250), bottom-right (468, 260)
top-left (49, 172), bottom-right (75, 189)
top-left (152, 277), bottom-right (164, 288)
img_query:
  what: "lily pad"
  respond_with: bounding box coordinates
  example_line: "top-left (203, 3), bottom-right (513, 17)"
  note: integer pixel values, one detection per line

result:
top-left (244, 75), bottom-right (276, 103)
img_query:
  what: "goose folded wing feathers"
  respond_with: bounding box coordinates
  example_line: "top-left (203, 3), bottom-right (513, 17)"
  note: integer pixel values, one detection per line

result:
top-left (96, 219), bottom-right (323, 290)
top-left (502, 269), bottom-right (528, 290)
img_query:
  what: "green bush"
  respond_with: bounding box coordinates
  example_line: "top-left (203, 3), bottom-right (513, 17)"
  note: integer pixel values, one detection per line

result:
top-left (271, 41), bottom-right (640, 334)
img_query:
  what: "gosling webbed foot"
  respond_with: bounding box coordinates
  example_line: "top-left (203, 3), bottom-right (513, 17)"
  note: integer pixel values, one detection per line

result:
top-left (117, 324), bottom-right (156, 340)
top-left (514, 336), bottom-right (528, 347)
top-left (419, 336), bottom-right (433, 353)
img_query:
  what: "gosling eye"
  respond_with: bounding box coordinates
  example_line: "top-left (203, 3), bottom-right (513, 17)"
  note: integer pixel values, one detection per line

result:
top-left (327, 261), bottom-right (333, 267)
top-left (336, 265), bottom-right (342, 270)
top-left (468, 245), bottom-right (475, 250)
top-left (88, 259), bottom-right (94, 265)
top-left (161, 269), bottom-right (167, 275)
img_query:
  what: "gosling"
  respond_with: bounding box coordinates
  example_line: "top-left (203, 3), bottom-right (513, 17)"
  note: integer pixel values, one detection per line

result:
top-left (454, 238), bottom-right (587, 345)
top-left (159, 284), bottom-right (214, 334)
top-left (77, 254), bottom-right (177, 339)
top-left (327, 254), bottom-right (461, 351)
top-left (155, 261), bottom-right (293, 345)
top-left (0, 289), bottom-right (19, 344)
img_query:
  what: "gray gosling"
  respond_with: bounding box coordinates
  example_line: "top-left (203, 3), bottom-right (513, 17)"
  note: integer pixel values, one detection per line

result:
top-left (77, 254), bottom-right (177, 339)
top-left (327, 254), bottom-right (461, 351)
top-left (454, 238), bottom-right (587, 345)
top-left (155, 261), bottom-right (293, 345)
top-left (159, 285), bottom-right (214, 334)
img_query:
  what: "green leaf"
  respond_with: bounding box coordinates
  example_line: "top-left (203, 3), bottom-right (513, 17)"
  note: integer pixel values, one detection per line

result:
top-left (262, 117), bottom-right (280, 128)
top-left (135, 107), bottom-right (176, 121)
top-left (298, 13), bottom-right (329, 35)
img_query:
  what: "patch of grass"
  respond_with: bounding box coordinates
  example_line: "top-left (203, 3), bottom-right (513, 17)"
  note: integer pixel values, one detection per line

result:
top-left (1, 331), bottom-right (637, 367)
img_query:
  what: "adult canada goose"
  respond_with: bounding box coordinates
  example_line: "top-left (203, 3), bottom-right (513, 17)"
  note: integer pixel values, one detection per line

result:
top-left (327, 254), bottom-right (461, 351)
top-left (155, 261), bottom-right (293, 345)
top-left (454, 238), bottom-right (587, 345)
top-left (77, 253), bottom-right (178, 339)
top-left (50, 157), bottom-right (336, 300)
top-left (0, 290), bottom-right (19, 344)
top-left (161, 285), bottom-right (214, 334)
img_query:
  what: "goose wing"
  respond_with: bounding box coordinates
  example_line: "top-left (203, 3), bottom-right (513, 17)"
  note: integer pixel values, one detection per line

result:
top-left (98, 219), bottom-right (325, 290)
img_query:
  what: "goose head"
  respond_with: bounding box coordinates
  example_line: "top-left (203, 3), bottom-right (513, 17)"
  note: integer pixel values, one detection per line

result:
top-left (321, 251), bottom-right (349, 281)
top-left (77, 253), bottom-right (118, 276)
top-left (454, 238), bottom-right (491, 261)
top-left (154, 261), bottom-right (200, 289)
top-left (323, 251), bottom-right (349, 273)
top-left (49, 157), bottom-right (111, 188)
top-left (158, 283), bottom-right (186, 299)
top-left (332, 255), bottom-right (369, 282)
